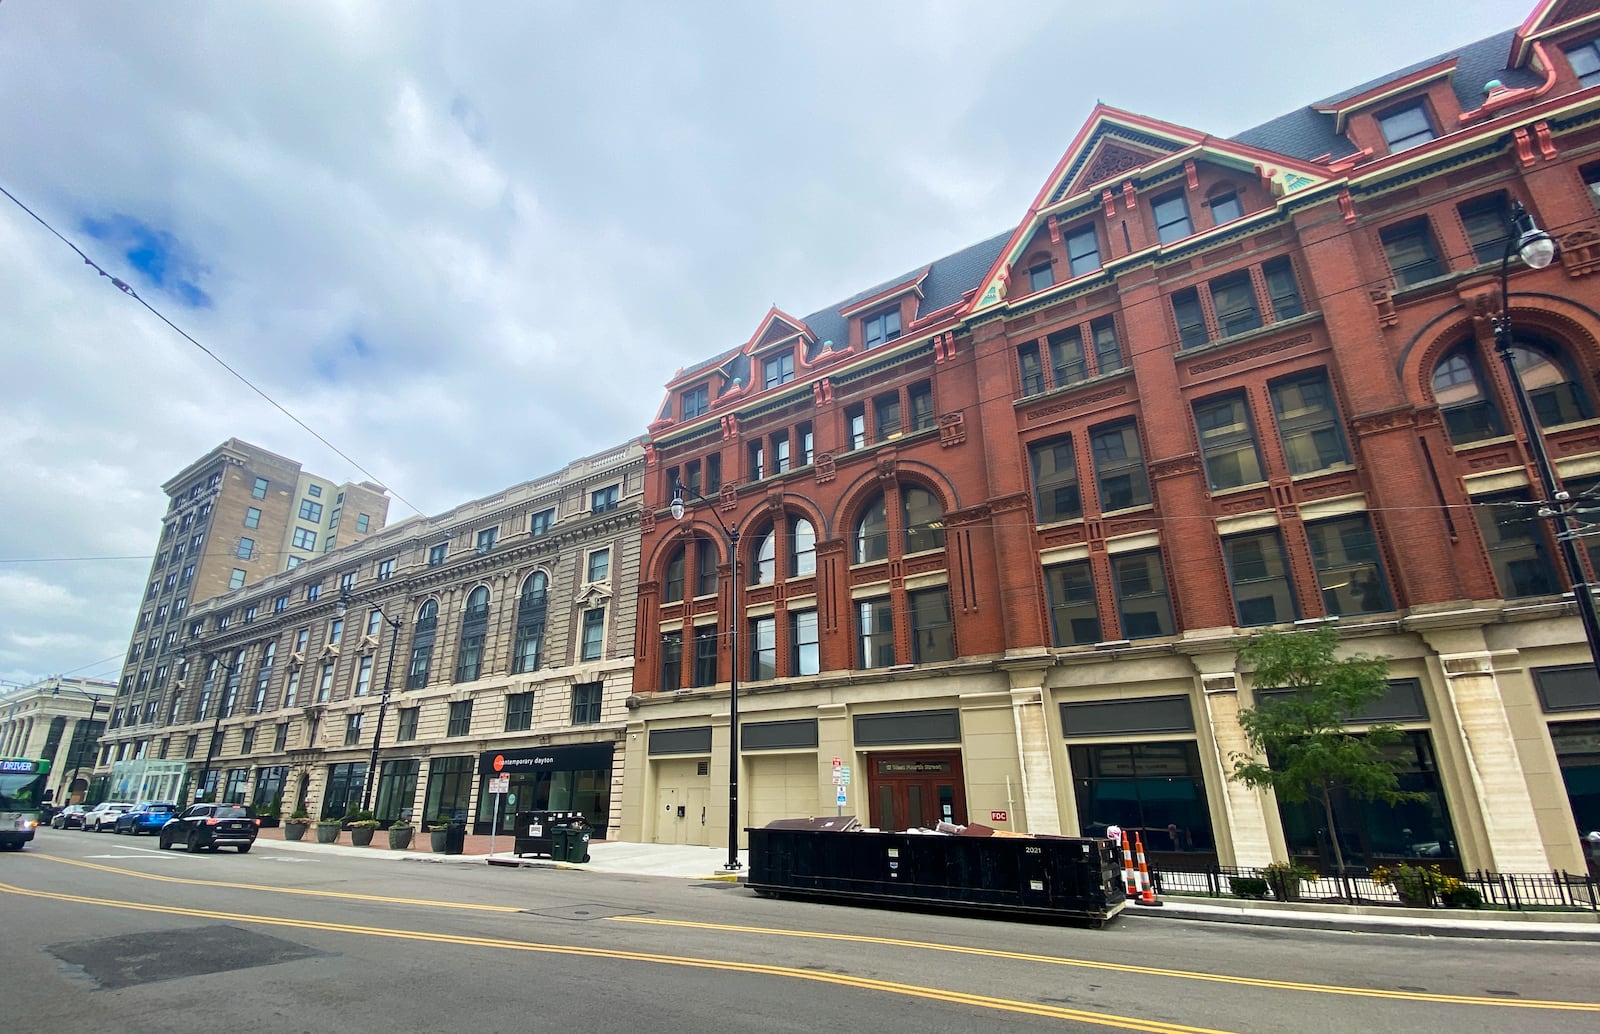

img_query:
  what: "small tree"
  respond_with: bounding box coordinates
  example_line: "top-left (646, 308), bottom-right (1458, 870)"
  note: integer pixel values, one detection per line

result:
top-left (1230, 626), bottom-right (1425, 878)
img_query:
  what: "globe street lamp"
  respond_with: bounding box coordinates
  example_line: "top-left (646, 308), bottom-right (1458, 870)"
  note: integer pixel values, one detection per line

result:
top-left (1493, 199), bottom-right (1600, 672)
top-left (336, 590), bottom-right (403, 814)
top-left (670, 483), bottom-right (743, 872)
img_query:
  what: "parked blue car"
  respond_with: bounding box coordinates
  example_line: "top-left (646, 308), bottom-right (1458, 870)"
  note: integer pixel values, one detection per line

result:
top-left (115, 802), bottom-right (179, 836)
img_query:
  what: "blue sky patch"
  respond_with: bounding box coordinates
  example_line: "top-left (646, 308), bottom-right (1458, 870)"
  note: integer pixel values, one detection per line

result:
top-left (80, 213), bottom-right (212, 308)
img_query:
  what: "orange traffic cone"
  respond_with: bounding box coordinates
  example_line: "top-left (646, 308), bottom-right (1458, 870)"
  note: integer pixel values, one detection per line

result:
top-left (1134, 832), bottom-right (1163, 907)
top-left (1120, 838), bottom-right (1138, 899)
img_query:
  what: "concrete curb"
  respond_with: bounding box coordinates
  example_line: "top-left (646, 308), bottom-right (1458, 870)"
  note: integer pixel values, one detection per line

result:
top-left (1127, 898), bottom-right (1600, 941)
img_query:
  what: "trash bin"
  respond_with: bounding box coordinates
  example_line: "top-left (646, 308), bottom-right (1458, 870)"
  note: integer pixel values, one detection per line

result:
top-left (567, 827), bottom-right (591, 864)
top-left (513, 810), bottom-right (586, 858)
top-left (444, 820), bottom-right (467, 856)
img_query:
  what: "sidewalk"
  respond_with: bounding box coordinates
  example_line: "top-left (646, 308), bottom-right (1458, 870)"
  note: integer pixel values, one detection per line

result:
top-left (253, 830), bottom-right (1600, 940)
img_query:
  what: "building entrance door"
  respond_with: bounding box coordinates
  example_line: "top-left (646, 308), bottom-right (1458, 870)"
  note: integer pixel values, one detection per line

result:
top-left (866, 751), bottom-right (966, 831)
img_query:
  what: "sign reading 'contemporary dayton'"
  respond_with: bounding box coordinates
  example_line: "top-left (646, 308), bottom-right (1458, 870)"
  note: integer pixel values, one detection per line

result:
top-left (476, 743), bottom-right (614, 776)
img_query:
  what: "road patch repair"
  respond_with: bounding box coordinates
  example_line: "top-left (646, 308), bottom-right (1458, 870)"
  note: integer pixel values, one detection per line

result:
top-left (48, 924), bottom-right (326, 989)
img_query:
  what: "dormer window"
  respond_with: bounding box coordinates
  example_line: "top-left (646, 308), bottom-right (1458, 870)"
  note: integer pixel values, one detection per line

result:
top-left (1209, 192), bottom-right (1242, 225)
top-left (1153, 193), bottom-right (1192, 244)
top-left (1028, 261), bottom-right (1054, 292)
top-left (1566, 38), bottom-right (1600, 87)
top-left (1065, 225), bottom-right (1101, 277)
top-left (681, 385), bottom-right (709, 420)
top-left (864, 309), bottom-right (901, 349)
top-left (1378, 104), bottom-right (1434, 152)
top-left (762, 352), bottom-right (795, 389)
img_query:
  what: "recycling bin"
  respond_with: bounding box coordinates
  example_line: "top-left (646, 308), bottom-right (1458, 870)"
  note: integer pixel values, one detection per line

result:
top-left (565, 827), bottom-right (591, 863)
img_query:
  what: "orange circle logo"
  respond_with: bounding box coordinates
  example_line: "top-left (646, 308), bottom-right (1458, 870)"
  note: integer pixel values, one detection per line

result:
top-left (493, 755), bottom-right (505, 772)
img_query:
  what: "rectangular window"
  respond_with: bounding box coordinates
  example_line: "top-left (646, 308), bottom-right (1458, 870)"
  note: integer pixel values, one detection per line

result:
top-left (857, 598), bottom-right (896, 668)
top-left (874, 393), bottom-right (902, 441)
top-left (354, 655), bottom-right (373, 697)
top-left (580, 608), bottom-right (605, 661)
top-left (909, 382), bottom-right (935, 432)
top-left (397, 708), bottom-right (418, 742)
top-left (1172, 287), bottom-right (1208, 348)
top-left (694, 540), bottom-right (717, 597)
top-left (1019, 342), bottom-right (1045, 395)
top-left (530, 508), bottom-right (554, 536)
top-left (428, 543), bottom-right (448, 566)
top-left (571, 682), bottom-right (603, 725)
top-left (1066, 225), bottom-right (1101, 277)
top-left (1306, 514), bottom-right (1395, 616)
top-left (846, 406), bottom-right (867, 451)
top-left (355, 514), bottom-right (370, 533)
top-left (1090, 421), bottom-right (1150, 511)
top-left (909, 587), bottom-right (955, 663)
top-left (763, 352), bottom-right (795, 389)
top-left (244, 507), bottom-right (261, 529)
top-left (236, 537), bottom-right (254, 559)
top-left (505, 692), bottom-right (534, 733)
top-left (681, 385), bottom-right (709, 420)
top-left (1567, 38), bottom-right (1600, 87)
top-left (1210, 270), bottom-right (1261, 337)
top-left (1378, 103), bottom-right (1435, 151)
top-left (447, 700), bottom-right (473, 737)
top-left (748, 440), bottom-right (765, 480)
top-left (587, 548), bottom-right (610, 583)
top-left (1028, 261), bottom-right (1054, 292)
top-left (339, 570), bottom-right (356, 592)
top-left (1112, 550), bottom-right (1175, 639)
top-left (317, 661), bottom-right (334, 703)
top-left (366, 609), bottom-right (382, 638)
top-left (181, 564), bottom-right (195, 585)
top-left (790, 609), bottom-right (819, 676)
top-left (377, 557), bottom-right (395, 581)
top-left (306, 582), bottom-right (321, 602)
top-left (1223, 530), bottom-right (1297, 626)
top-left (1209, 192), bottom-right (1243, 224)
top-left (344, 712), bottom-right (364, 746)
top-left (749, 616), bottom-right (777, 681)
top-left (273, 723), bottom-right (288, 752)
top-left (692, 626), bottom-right (719, 687)
top-left (1045, 560), bottom-right (1101, 646)
top-left (229, 568), bottom-right (246, 590)
top-left (292, 527), bottom-right (317, 550)
top-left (1586, 164), bottom-right (1600, 212)
top-left (282, 668), bottom-right (300, 709)
top-left (252, 477), bottom-right (268, 499)
top-left (705, 453), bottom-right (721, 492)
top-left (797, 423), bottom-right (814, 466)
top-left (659, 630), bottom-right (683, 690)
top-left (1194, 393), bottom-right (1264, 490)
top-left (1153, 192), bottom-right (1192, 244)
top-left (773, 433), bottom-right (791, 473)
top-left (244, 604), bottom-right (257, 625)
top-left (1458, 194), bottom-right (1510, 266)
top-left (864, 309), bottom-right (901, 349)
top-left (299, 499), bottom-right (323, 522)
top-left (1263, 257), bottom-right (1304, 320)
top-left (1030, 436), bottom-right (1082, 523)
top-left (591, 485), bottom-right (619, 514)
top-left (1270, 369), bottom-right (1349, 475)
top-left (1475, 491), bottom-right (1561, 599)
top-left (1092, 316), bottom-right (1122, 373)
top-left (1049, 328), bottom-right (1087, 386)
top-left (273, 594), bottom-right (288, 613)
top-left (1381, 219), bottom-right (1443, 287)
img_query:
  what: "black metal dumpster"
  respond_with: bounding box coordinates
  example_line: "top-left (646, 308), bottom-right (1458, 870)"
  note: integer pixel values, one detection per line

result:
top-left (443, 820), bottom-right (467, 856)
top-left (747, 827), bottom-right (1126, 926)
top-left (513, 810), bottom-right (586, 858)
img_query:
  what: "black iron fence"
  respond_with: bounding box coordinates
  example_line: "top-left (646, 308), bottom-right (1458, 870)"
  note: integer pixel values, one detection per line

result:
top-left (1149, 862), bottom-right (1599, 912)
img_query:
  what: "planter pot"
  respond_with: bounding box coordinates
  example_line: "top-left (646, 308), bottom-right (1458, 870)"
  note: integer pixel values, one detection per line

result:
top-left (430, 829), bottom-right (450, 853)
top-left (315, 824), bottom-right (341, 844)
top-left (283, 822), bottom-right (309, 842)
top-left (350, 826), bottom-right (376, 847)
top-left (258, 817), bottom-right (281, 829)
top-left (388, 828), bottom-right (414, 850)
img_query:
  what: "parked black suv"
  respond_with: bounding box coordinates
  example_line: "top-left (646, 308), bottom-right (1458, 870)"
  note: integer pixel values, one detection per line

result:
top-left (159, 804), bottom-right (259, 853)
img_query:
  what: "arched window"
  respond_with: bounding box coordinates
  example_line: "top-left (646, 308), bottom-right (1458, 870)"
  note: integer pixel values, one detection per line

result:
top-left (407, 599), bottom-right (438, 689)
top-left (1513, 342), bottom-right (1591, 428)
top-left (1432, 347), bottom-right (1503, 445)
top-left (456, 587), bottom-right (491, 682)
top-left (790, 518), bottom-right (816, 577)
top-left (902, 487), bottom-right (945, 555)
top-left (753, 529), bottom-right (777, 585)
top-left (855, 494), bottom-right (889, 564)
top-left (663, 547), bottom-right (686, 603)
top-left (513, 572), bottom-right (548, 674)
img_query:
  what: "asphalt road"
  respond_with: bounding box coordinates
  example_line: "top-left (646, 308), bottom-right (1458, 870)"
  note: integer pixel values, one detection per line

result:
top-left (3, 828), bottom-right (1597, 1034)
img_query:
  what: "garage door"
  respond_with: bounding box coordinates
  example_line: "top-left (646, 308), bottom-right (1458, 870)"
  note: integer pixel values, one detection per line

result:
top-left (745, 754), bottom-right (823, 830)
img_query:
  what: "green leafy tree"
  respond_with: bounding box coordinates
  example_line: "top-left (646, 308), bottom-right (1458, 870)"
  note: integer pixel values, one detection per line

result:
top-left (1230, 626), bottom-right (1425, 878)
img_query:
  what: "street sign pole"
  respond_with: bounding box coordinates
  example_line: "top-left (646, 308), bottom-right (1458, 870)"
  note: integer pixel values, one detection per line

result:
top-left (487, 775), bottom-right (510, 857)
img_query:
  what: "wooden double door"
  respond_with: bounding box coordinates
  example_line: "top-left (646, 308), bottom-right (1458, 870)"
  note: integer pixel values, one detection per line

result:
top-left (865, 750), bottom-right (966, 831)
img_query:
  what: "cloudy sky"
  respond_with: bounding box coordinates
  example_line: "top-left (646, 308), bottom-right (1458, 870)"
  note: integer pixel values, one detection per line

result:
top-left (0, 0), bottom-right (1523, 686)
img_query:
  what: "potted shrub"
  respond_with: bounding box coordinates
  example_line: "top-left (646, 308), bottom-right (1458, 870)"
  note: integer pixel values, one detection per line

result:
top-left (283, 807), bottom-right (311, 842)
top-left (1373, 862), bottom-right (1450, 908)
top-left (1261, 861), bottom-right (1316, 902)
top-left (1229, 875), bottom-right (1269, 900)
top-left (315, 817), bottom-right (343, 844)
top-left (257, 795), bottom-right (283, 829)
top-left (348, 810), bottom-right (380, 847)
top-left (429, 819), bottom-right (453, 853)
top-left (387, 819), bottom-right (415, 850)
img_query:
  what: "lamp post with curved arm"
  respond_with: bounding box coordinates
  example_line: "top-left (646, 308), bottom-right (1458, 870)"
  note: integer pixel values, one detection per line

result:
top-left (51, 682), bottom-right (106, 804)
top-left (1493, 199), bottom-right (1600, 672)
top-left (176, 644), bottom-right (237, 803)
top-left (337, 590), bottom-right (403, 814)
top-left (670, 483), bottom-right (743, 872)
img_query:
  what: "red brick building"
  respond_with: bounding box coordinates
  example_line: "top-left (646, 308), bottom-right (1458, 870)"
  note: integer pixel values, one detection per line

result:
top-left (620, 1), bottom-right (1600, 876)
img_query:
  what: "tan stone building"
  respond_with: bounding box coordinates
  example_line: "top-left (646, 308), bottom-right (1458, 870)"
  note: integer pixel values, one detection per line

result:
top-left (98, 439), bottom-right (643, 836)
top-left (0, 676), bottom-right (115, 804)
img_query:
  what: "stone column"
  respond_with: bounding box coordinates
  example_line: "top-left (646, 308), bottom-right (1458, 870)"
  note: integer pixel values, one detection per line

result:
top-left (1189, 649), bottom-right (1276, 868)
top-left (1006, 665), bottom-right (1061, 835)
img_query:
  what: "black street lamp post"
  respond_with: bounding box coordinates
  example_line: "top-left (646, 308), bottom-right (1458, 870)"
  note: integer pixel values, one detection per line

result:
top-left (1494, 199), bottom-right (1600, 672)
top-left (52, 684), bottom-right (105, 803)
top-left (670, 483), bottom-right (744, 872)
top-left (337, 590), bottom-right (403, 814)
top-left (178, 646), bottom-right (234, 803)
